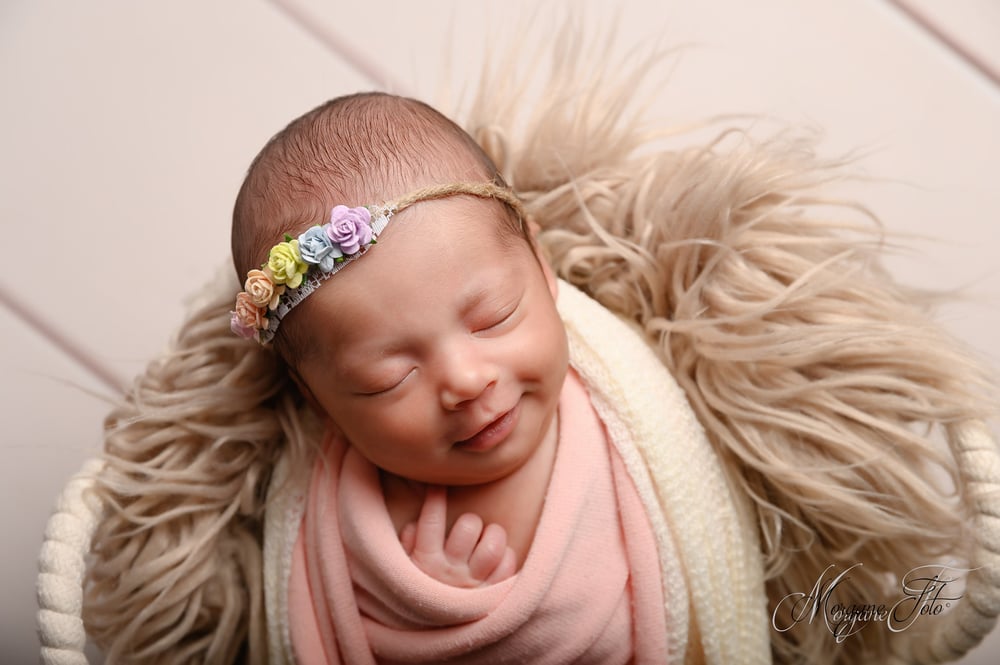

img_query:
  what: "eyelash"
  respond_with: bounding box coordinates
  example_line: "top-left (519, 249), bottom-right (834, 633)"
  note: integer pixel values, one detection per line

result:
top-left (476, 303), bottom-right (518, 333)
top-left (358, 369), bottom-right (413, 397)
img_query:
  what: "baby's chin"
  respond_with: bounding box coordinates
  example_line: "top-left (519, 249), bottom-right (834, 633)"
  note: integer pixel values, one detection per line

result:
top-left (396, 457), bottom-right (530, 488)
top-left (392, 442), bottom-right (544, 488)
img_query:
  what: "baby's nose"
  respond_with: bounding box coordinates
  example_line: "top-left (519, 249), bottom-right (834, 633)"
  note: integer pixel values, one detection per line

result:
top-left (439, 354), bottom-right (497, 410)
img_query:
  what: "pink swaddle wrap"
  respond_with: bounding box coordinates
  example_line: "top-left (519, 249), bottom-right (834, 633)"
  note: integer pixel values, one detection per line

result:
top-left (287, 372), bottom-right (668, 664)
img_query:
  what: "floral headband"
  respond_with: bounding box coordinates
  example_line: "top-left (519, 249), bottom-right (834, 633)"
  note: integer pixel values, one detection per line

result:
top-left (231, 181), bottom-right (525, 344)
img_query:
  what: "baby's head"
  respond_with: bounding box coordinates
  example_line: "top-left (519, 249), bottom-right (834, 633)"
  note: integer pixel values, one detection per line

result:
top-left (231, 93), bottom-right (569, 485)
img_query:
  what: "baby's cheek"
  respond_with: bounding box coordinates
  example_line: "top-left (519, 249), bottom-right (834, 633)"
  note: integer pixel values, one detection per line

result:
top-left (529, 312), bottom-right (569, 367)
top-left (365, 407), bottom-right (434, 449)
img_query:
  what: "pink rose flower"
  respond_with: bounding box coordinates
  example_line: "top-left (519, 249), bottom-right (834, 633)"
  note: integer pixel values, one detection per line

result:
top-left (230, 311), bottom-right (256, 339)
top-left (233, 292), bottom-right (267, 335)
top-left (244, 268), bottom-right (284, 310)
top-left (326, 205), bottom-right (373, 255)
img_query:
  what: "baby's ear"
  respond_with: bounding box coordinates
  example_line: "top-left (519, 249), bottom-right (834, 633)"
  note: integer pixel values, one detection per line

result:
top-left (538, 248), bottom-right (558, 300)
top-left (525, 215), bottom-right (558, 299)
top-left (526, 215), bottom-right (542, 238)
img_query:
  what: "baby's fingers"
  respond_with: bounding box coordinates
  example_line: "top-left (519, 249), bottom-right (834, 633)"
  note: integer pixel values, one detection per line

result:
top-left (414, 485), bottom-right (447, 556)
top-left (468, 522), bottom-right (513, 581)
top-left (444, 513), bottom-right (485, 562)
top-left (486, 547), bottom-right (518, 585)
top-left (399, 522), bottom-right (417, 555)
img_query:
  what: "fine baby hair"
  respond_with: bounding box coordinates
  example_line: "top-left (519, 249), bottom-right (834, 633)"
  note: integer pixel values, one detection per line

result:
top-left (39, 30), bottom-right (1000, 665)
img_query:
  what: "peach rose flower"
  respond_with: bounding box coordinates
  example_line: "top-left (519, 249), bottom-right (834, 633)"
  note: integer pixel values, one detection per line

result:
top-left (244, 268), bottom-right (285, 310)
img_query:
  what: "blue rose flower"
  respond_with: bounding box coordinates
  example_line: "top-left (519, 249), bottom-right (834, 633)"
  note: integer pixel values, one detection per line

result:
top-left (298, 225), bottom-right (342, 273)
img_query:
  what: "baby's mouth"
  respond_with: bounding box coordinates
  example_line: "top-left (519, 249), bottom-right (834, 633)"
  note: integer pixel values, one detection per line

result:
top-left (454, 406), bottom-right (518, 453)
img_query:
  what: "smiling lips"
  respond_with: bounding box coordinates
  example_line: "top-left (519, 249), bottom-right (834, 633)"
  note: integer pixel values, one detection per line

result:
top-left (455, 404), bottom-right (519, 452)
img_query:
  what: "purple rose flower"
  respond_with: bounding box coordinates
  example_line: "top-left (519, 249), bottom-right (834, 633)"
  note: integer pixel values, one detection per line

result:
top-left (298, 225), bottom-right (342, 272)
top-left (326, 205), bottom-right (373, 255)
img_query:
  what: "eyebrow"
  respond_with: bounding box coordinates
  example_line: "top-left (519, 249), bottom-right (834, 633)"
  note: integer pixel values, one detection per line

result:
top-left (458, 284), bottom-right (495, 316)
top-left (457, 270), bottom-right (519, 319)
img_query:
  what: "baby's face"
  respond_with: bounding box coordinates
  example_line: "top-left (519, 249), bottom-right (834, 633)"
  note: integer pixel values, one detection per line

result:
top-left (296, 196), bottom-right (569, 486)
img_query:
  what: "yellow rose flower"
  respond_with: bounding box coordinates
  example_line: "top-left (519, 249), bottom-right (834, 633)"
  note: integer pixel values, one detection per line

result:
top-left (244, 268), bottom-right (284, 310)
top-left (267, 240), bottom-right (308, 289)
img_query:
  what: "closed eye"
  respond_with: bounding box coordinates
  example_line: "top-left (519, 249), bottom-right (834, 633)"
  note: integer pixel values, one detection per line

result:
top-left (474, 302), bottom-right (519, 335)
top-left (355, 368), bottom-right (414, 397)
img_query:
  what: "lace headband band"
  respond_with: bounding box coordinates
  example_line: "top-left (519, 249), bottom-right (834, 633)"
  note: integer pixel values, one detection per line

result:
top-left (231, 182), bottom-right (525, 344)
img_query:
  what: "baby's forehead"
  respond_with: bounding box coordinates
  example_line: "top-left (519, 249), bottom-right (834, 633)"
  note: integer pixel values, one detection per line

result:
top-left (348, 196), bottom-right (522, 288)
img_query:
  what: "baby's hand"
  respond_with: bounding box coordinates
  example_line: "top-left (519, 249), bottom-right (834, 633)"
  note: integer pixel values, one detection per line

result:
top-left (399, 486), bottom-right (517, 588)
